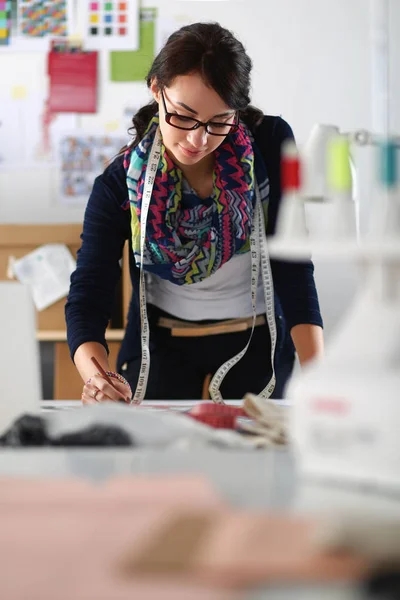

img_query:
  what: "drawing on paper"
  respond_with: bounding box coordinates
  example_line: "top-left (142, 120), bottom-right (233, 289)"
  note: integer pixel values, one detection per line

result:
top-left (18, 0), bottom-right (69, 38)
top-left (83, 0), bottom-right (139, 51)
top-left (59, 134), bottom-right (126, 204)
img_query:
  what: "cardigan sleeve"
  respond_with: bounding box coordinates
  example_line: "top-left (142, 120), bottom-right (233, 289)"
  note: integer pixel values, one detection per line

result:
top-left (258, 116), bottom-right (323, 330)
top-left (65, 157), bottom-right (131, 360)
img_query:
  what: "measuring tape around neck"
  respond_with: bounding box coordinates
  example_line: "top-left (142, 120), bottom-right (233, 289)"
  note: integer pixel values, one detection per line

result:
top-left (131, 127), bottom-right (276, 404)
top-left (131, 128), bottom-right (162, 403)
top-left (208, 181), bottom-right (277, 403)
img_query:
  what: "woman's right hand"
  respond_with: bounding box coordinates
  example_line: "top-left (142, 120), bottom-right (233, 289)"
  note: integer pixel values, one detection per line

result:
top-left (81, 374), bottom-right (132, 405)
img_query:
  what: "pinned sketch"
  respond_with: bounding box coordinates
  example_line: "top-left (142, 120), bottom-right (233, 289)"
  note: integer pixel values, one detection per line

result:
top-left (82, 0), bottom-right (139, 51)
top-left (16, 0), bottom-right (74, 48)
top-left (0, 1), bottom-right (12, 46)
top-left (57, 133), bottom-right (127, 205)
top-left (12, 244), bottom-right (76, 311)
top-left (0, 93), bottom-right (77, 169)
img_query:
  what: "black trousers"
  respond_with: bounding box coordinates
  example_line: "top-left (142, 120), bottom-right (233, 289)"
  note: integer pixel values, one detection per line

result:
top-left (120, 306), bottom-right (295, 401)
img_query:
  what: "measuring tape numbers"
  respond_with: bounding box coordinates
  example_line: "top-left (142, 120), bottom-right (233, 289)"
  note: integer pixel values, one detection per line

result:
top-left (131, 127), bottom-right (276, 404)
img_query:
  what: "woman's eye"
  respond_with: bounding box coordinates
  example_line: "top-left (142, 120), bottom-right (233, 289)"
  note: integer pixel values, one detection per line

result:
top-left (174, 114), bottom-right (194, 122)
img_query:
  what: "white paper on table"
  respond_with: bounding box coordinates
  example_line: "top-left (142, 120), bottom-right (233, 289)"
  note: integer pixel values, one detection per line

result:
top-left (45, 403), bottom-right (257, 449)
top-left (12, 244), bottom-right (76, 311)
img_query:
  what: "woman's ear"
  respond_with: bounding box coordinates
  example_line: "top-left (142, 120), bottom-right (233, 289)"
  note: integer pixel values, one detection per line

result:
top-left (150, 78), bottom-right (160, 103)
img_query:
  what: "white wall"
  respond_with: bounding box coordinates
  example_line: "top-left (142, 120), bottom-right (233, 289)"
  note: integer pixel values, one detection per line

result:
top-left (0, 0), bottom-right (398, 338)
top-left (2, 0), bottom-right (398, 224)
top-left (389, 0), bottom-right (400, 133)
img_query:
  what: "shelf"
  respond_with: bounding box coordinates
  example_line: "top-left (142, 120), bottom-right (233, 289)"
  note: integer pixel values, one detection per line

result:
top-left (37, 329), bottom-right (125, 342)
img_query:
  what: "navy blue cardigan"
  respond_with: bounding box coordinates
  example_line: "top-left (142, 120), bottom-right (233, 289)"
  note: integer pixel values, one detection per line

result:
top-left (66, 116), bottom-right (323, 371)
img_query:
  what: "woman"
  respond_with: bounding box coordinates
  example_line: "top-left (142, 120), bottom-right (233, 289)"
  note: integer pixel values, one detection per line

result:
top-left (66, 22), bottom-right (323, 405)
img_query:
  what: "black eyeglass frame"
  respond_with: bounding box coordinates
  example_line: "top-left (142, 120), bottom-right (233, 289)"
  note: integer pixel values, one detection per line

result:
top-left (160, 90), bottom-right (239, 136)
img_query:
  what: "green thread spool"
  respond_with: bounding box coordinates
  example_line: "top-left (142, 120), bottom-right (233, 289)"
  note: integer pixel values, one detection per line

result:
top-left (327, 136), bottom-right (352, 193)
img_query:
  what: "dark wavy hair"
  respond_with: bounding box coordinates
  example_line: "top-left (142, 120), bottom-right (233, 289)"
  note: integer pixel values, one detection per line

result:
top-left (120, 22), bottom-right (264, 153)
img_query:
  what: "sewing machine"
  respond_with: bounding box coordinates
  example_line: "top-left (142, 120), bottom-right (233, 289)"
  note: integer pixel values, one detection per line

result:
top-left (269, 0), bottom-right (400, 492)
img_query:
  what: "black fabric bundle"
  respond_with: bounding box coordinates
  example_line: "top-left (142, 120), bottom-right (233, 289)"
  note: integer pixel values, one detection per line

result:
top-left (0, 415), bottom-right (133, 447)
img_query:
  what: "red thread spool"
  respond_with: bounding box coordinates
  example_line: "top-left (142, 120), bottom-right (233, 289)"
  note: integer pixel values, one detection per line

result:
top-left (281, 141), bottom-right (301, 192)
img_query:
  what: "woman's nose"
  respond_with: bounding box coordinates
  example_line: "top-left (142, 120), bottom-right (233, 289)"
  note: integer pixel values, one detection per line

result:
top-left (187, 126), bottom-right (208, 148)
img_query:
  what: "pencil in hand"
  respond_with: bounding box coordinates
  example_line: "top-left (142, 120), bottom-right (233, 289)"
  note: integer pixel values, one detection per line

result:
top-left (90, 356), bottom-right (129, 402)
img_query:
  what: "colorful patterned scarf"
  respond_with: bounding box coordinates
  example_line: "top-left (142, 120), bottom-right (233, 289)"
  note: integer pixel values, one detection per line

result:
top-left (123, 115), bottom-right (257, 285)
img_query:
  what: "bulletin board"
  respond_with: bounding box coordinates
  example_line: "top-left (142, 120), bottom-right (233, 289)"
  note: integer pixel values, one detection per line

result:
top-left (3, 0), bottom-right (374, 223)
top-left (0, 1), bottom-right (187, 218)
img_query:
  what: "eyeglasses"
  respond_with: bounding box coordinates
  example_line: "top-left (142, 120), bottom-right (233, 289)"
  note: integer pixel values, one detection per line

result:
top-left (160, 90), bottom-right (239, 137)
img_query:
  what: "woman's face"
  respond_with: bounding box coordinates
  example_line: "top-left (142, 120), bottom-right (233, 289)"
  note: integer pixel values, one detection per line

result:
top-left (151, 72), bottom-right (236, 169)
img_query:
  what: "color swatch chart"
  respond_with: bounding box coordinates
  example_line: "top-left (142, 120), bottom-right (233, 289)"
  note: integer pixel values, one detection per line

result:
top-left (0, 1), bottom-right (11, 46)
top-left (84, 0), bottom-right (139, 51)
top-left (18, 0), bottom-right (70, 38)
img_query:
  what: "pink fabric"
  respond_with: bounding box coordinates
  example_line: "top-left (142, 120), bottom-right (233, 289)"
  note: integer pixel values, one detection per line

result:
top-left (193, 513), bottom-right (368, 585)
top-left (124, 511), bottom-right (369, 587)
top-left (0, 476), bottom-right (231, 600)
top-left (0, 476), bottom-right (368, 596)
top-left (0, 476), bottom-right (221, 506)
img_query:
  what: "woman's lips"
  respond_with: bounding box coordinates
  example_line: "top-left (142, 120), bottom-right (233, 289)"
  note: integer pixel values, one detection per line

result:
top-left (179, 144), bottom-right (204, 157)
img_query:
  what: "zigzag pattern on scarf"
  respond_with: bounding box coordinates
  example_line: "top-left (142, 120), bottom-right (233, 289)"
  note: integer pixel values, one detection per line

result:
top-left (229, 190), bottom-right (252, 242)
top-left (124, 115), bottom-right (266, 285)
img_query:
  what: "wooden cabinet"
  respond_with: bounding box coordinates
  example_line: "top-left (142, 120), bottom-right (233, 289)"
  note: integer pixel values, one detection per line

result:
top-left (0, 224), bottom-right (83, 331)
top-left (0, 224), bottom-right (131, 400)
